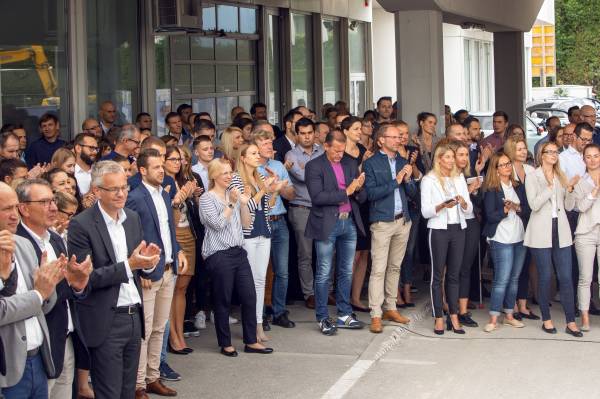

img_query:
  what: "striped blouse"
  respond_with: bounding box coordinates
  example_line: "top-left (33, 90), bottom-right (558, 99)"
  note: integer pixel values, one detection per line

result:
top-left (229, 173), bottom-right (272, 237)
top-left (198, 191), bottom-right (245, 259)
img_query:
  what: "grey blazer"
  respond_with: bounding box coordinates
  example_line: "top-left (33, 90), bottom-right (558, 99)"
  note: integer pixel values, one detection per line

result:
top-left (524, 167), bottom-right (572, 249)
top-left (565, 177), bottom-right (600, 236)
top-left (0, 235), bottom-right (56, 387)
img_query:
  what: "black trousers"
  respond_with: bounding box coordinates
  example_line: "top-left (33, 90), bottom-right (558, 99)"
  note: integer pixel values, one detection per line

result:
top-left (89, 311), bottom-right (142, 399)
top-left (206, 246), bottom-right (257, 347)
top-left (459, 218), bottom-right (480, 299)
top-left (429, 225), bottom-right (466, 318)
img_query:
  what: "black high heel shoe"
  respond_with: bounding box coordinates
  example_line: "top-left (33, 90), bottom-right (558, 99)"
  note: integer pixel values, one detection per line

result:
top-left (168, 342), bottom-right (189, 355)
top-left (446, 316), bottom-right (465, 334)
top-left (433, 319), bottom-right (444, 335)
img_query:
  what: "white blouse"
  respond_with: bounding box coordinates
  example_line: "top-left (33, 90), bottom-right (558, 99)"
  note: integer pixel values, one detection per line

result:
top-left (491, 181), bottom-right (524, 244)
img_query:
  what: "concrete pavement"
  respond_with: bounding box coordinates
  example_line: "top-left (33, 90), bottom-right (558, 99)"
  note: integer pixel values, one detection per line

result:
top-left (157, 289), bottom-right (600, 399)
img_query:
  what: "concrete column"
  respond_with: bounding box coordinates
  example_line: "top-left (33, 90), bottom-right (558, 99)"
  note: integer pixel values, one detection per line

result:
top-left (493, 32), bottom-right (526, 126)
top-left (394, 10), bottom-right (445, 134)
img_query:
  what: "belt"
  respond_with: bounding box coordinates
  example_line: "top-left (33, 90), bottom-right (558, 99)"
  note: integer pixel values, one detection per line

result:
top-left (394, 212), bottom-right (404, 220)
top-left (165, 262), bottom-right (173, 272)
top-left (269, 215), bottom-right (283, 221)
top-left (289, 204), bottom-right (310, 209)
top-left (27, 347), bottom-right (40, 358)
top-left (115, 304), bottom-right (141, 314)
top-left (338, 212), bottom-right (350, 220)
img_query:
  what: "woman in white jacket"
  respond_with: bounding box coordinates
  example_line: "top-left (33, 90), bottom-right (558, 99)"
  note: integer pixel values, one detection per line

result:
top-left (421, 140), bottom-right (473, 335)
top-left (565, 143), bottom-right (600, 331)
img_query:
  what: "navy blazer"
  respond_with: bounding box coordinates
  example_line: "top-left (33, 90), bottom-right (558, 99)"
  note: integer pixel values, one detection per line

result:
top-left (126, 183), bottom-right (180, 281)
top-left (304, 153), bottom-right (366, 241)
top-left (363, 151), bottom-right (417, 223)
top-left (273, 135), bottom-right (293, 163)
top-left (129, 173), bottom-right (177, 201)
top-left (16, 223), bottom-right (89, 378)
top-left (482, 183), bottom-right (531, 239)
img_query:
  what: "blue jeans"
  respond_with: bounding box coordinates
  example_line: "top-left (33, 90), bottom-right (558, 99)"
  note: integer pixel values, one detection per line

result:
top-left (3, 354), bottom-right (48, 399)
top-left (270, 217), bottom-right (290, 317)
top-left (488, 240), bottom-right (527, 316)
top-left (160, 319), bottom-right (170, 364)
top-left (314, 219), bottom-right (357, 321)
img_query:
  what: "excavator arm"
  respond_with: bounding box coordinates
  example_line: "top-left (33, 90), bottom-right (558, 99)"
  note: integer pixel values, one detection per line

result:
top-left (0, 45), bottom-right (58, 98)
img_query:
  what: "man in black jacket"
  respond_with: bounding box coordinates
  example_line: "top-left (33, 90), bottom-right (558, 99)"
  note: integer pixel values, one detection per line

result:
top-left (68, 161), bottom-right (160, 399)
top-left (273, 110), bottom-right (302, 163)
top-left (305, 130), bottom-right (366, 336)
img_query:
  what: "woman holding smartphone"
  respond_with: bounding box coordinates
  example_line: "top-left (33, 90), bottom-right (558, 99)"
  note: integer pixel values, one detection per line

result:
top-left (482, 152), bottom-right (531, 332)
top-left (421, 141), bottom-right (473, 334)
top-left (524, 141), bottom-right (582, 337)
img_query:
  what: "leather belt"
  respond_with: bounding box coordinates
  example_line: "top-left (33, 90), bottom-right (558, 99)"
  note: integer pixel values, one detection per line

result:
top-left (116, 304), bottom-right (141, 314)
top-left (394, 213), bottom-right (404, 220)
top-left (269, 215), bottom-right (283, 221)
top-left (165, 262), bottom-right (173, 272)
top-left (27, 347), bottom-right (40, 358)
top-left (338, 212), bottom-right (350, 220)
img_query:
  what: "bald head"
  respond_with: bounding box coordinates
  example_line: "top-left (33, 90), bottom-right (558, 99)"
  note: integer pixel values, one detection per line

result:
top-left (0, 182), bottom-right (20, 233)
top-left (580, 105), bottom-right (597, 128)
top-left (99, 101), bottom-right (117, 125)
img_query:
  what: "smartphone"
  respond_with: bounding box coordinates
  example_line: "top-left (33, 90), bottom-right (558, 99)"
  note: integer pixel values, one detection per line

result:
top-left (466, 176), bottom-right (483, 185)
top-left (443, 199), bottom-right (455, 205)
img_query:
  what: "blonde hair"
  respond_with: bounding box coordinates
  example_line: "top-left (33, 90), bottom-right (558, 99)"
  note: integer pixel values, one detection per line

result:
top-left (483, 151), bottom-right (518, 192)
top-left (503, 136), bottom-right (527, 162)
top-left (207, 158), bottom-right (232, 190)
top-left (428, 140), bottom-right (459, 192)
top-left (537, 141), bottom-right (568, 187)
top-left (236, 144), bottom-right (265, 196)
top-left (51, 148), bottom-right (75, 171)
top-left (55, 190), bottom-right (79, 211)
top-left (447, 140), bottom-right (471, 177)
top-left (251, 129), bottom-right (275, 143)
top-left (178, 145), bottom-right (194, 181)
top-left (219, 127), bottom-right (243, 162)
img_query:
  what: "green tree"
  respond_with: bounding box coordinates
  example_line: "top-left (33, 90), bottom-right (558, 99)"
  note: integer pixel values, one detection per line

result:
top-left (555, 0), bottom-right (600, 92)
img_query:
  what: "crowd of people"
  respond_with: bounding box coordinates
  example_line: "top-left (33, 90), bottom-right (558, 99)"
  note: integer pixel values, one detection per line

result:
top-left (0, 97), bottom-right (600, 399)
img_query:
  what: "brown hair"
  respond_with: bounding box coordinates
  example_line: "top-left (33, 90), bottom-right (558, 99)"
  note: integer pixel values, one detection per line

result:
top-left (236, 144), bottom-right (265, 196)
top-left (483, 151), bottom-right (517, 192)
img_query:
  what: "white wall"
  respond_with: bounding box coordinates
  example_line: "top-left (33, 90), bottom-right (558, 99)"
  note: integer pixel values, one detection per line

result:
top-left (371, 7), bottom-right (397, 105)
top-left (536, 0), bottom-right (555, 24)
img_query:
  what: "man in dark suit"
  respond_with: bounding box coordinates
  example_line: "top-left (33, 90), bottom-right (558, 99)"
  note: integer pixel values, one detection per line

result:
top-left (68, 160), bottom-right (161, 399)
top-left (128, 136), bottom-right (177, 201)
top-left (126, 149), bottom-right (187, 398)
top-left (15, 179), bottom-right (91, 399)
top-left (273, 110), bottom-right (302, 163)
top-left (305, 130), bottom-right (366, 336)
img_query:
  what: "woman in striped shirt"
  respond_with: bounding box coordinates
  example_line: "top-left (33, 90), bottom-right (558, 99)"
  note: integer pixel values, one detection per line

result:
top-left (198, 158), bottom-right (273, 356)
top-left (229, 143), bottom-right (285, 342)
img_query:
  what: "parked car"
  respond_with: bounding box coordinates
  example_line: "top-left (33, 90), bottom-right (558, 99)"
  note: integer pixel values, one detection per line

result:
top-left (527, 108), bottom-right (569, 127)
top-left (471, 112), bottom-right (545, 151)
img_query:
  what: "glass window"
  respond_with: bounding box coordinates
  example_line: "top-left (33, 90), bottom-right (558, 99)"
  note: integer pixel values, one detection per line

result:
top-left (202, 4), bottom-right (216, 31)
top-left (217, 4), bottom-right (238, 33)
top-left (290, 13), bottom-right (313, 109)
top-left (349, 22), bottom-right (366, 74)
top-left (216, 65), bottom-right (237, 93)
top-left (193, 98), bottom-right (215, 120)
top-left (238, 95), bottom-right (253, 113)
top-left (155, 36), bottom-right (171, 136)
top-left (172, 36), bottom-right (190, 60)
top-left (0, 0), bottom-right (70, 139)
top-left (237, 40), bottom-right (254, 61)
top-left (217, 96), bottom-right (237, 125)
top-left (322, 19), bottom-right (340, 105)
top-left (192, 65), bottom-right (215, 93)
top-left (173, 65), bottom-right (191, 94)
top-left (191, 36), bottom-right (214, 60)
top-left (267, 14), bottom-right (281, 125)
top-left (87, 0), bottom-right (140, 124)
top-left (215, 38), bottom-right (236, 61)
top-left (239, 8), bottom-right (257, 34)
top-left (238, 66), bottom-right (255, 92)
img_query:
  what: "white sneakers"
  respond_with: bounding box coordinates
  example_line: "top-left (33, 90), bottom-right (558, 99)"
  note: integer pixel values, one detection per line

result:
top-left (195, 311), bottom-right (207, 330)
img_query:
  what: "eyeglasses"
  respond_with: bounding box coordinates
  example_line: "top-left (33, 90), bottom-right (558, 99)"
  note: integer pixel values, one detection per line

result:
top-left (580, 137), bottom-right (593, 143)
top-left (542, 150), bottom-right (559, 155)
top-left (166, 157), bottom-right (182, 163)
top-left (98, 185), bottom-right (130, 194)
top-left (383, 136), bottom-right (401, 140)
top-left (59, 209), bottom-right (76, 218)
top-left (23, 198), bottom-right (56, 208)
top-left (582, 114), bottom-right (596, 118)
top-left (79, 144), bottom-right (99, 152)
top-left (497, 161), bottom-right (513, 168)
top-left (84, 125), bottom-right (100, 131)
top-left (127, 138), bottom-right (141, 146)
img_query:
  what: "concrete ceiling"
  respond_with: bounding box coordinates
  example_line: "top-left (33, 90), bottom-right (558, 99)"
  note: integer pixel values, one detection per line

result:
top-left (376, 0), bottom-right (545, 32)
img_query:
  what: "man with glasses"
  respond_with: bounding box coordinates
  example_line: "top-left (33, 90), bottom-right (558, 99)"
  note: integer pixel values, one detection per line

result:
top-left (68, 161), bottom-right (161, 399)
top-left (15, 179), bottom-right (92, 399)
top-left (100, 124), bottom-right (141, 163)
top-left (580, 105), bottom-right (600, 144)
top-left (560, 123), bottom-right (591, 181)
top-left (363, 123), bottom-right (416, 333)
top-left (82, 118), bottom-right (103, 139)
top-left (74, 133), bottom-right (99, 195)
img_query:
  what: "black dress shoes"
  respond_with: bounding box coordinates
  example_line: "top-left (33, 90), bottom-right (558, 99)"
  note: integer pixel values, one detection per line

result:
top-left (565, 327), bottom-right (583, 338)
top-left (541, 325), bottom-right (557, 334)
top-left (272, 311), bottom-right (296, 328)
top-left (167, 343), bottom-right (188, 355)
top-left (244, 345), bottom-right (274, 354)
top-left (518, 311), bottom-right (540, 320)
top-left (458, 313), bottom-right (478, 327)
top-left (220, 348), bottom-right (238, 357)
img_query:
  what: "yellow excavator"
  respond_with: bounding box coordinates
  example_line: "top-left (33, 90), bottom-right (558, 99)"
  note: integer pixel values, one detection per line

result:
top-left (0, 45), bottom-right (59, 105)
